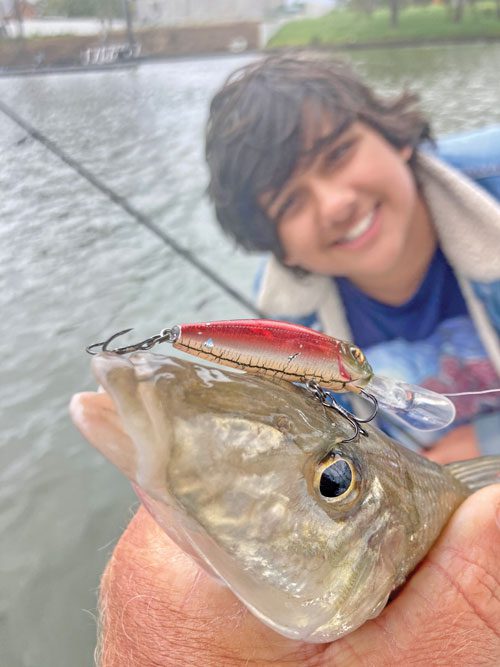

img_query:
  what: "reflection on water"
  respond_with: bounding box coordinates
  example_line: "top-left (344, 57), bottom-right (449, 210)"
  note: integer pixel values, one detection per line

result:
top-left (1, 44), bottom-right (499, 666)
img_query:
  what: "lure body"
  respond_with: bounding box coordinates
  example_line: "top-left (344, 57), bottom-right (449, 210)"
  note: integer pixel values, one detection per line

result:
top-left (171, 319), bottom-right (373, 393)
top-left (87, 320), bottom-right (458, 431)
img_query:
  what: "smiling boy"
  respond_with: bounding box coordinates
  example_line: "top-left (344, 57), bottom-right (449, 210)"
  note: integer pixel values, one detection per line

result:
top-left (205, 54), bottom-right (500, 460)
top-left (259, 122), bottom-right (433, 305)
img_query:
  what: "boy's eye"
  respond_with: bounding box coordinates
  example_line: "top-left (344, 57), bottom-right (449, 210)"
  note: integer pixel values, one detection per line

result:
top-left (323, 140), bottom-right (355, 169)
top-left (276, 191), bottom-right (303, 222)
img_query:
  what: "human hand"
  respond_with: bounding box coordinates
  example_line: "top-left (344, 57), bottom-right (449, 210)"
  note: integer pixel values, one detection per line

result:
top-left (85, 393), bottom-right (499, 667)
top-left (423, 423), bottom-right (480, 465)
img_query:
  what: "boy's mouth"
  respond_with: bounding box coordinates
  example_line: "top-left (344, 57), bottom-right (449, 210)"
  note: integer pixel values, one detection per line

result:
top-left (333, 205), bottom-right (380, 247)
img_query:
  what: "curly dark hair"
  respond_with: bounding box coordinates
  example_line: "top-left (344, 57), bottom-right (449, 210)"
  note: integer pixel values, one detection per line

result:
top-left (205, 53), bottom-right (432, 260)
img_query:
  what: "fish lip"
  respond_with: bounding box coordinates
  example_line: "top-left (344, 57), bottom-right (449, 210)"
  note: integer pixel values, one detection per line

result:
top-left (91, 351), bottom-right (172, 389)
top-left (89, 352), bottom-right (182, 496)
top-left (90, 351), bottom-right (136, 392)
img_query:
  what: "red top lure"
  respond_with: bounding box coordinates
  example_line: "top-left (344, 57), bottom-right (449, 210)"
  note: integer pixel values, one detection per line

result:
top-left (167, 319), bottom-right (373, 393)
top-left (87, 319), bottom-right (457, 432)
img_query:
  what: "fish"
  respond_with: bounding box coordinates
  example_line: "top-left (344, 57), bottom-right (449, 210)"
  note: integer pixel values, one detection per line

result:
top-left (70, 351), bottom-right (500, 643)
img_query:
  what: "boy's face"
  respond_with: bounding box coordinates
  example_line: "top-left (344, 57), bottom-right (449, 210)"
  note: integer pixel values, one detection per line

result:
top-left (261, 122), bottom-right (418, 283)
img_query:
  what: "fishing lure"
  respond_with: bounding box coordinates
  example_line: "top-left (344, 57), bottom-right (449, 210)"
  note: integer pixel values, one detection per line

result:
top-left (87, 319), bottom-right (462, 437)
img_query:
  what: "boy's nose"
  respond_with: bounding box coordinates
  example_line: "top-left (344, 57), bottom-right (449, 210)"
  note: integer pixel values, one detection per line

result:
top-left (313, 179), bottom-right (357, 230)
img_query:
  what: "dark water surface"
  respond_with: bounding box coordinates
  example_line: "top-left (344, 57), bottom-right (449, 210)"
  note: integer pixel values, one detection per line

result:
top-left (1, 44), bottom-right (499, 666)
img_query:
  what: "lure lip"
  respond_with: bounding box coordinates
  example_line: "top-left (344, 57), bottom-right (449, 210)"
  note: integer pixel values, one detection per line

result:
top-left (366, 375), bottom-right (457, 432)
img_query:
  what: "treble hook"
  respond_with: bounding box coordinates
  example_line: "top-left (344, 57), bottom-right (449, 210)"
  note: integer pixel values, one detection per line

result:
top-left (86, 327), bottom-right (178, 355)
top-left (305, 381), bottom-right (378, 443)
top-left (358, 389), bottom-right (379, 423)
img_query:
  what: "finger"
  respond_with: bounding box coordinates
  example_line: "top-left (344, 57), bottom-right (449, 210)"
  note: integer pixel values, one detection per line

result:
top-left (325, 484), bottom-right (500, 664)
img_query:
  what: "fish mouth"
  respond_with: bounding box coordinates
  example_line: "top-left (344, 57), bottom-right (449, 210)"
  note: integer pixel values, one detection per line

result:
top-left (91, 350), bottom-right (163, 390)
top-left (88, 352), bottom-right (182, 496)
top-left (91, 351), bottom-right (129, 388)
top-left (69, 386), bottom-right (139, 482)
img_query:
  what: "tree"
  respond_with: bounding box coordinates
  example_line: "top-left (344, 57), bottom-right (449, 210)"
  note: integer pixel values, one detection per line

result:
top-left (350, 0), bottom-right (376, 17)
top-left (450, 0), bottom-right (466, 23)
top-left (388, 0), bottom-right (400, 26)
top-left (14, 0), bottom-right (24, 38)
top-left (348, 0), bottom-right (400, 27)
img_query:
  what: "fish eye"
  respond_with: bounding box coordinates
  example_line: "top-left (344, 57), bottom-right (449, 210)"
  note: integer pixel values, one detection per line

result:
top-left (349, 344), bottom-right (365, 365)
top-left (314, 455), bottom-right (356, 502)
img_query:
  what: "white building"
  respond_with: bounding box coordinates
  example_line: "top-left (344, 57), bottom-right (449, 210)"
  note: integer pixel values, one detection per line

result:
top-left (135, 0), bottom-right (283, 26)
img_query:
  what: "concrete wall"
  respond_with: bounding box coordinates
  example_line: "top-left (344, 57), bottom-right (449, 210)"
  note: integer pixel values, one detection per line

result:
top-left (0, 22), bottom-right (260, 69)
top-left (1, 18), bottom-right (126, 38)
top-left (136, 0), bottom-right (282, 26)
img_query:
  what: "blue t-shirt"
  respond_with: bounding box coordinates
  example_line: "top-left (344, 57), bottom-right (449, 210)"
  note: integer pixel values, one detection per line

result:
top-left (337, 248), bottom-right (500, 447)
top-left (337, 248), bottom-right (468, 347)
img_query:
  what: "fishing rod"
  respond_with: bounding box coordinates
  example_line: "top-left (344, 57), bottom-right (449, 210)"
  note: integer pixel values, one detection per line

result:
top-left (0, 98), bottom-right (265, 318)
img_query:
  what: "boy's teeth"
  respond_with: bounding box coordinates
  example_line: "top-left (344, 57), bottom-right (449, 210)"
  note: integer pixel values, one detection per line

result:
top-left (341, 212), bottom-right (373, 242)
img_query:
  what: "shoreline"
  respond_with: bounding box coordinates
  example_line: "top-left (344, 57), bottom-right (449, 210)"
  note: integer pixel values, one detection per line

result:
top-left (290, 33), bottom-right (500, 51)
top-left (0, 50), bottom-right (260, 78)
top-left (1, 34), bottom-right (499, 78)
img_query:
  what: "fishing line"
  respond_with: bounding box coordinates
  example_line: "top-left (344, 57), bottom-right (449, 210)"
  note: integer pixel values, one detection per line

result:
top-left (0, 98), bottom-right (265, 318)
top-left (444, 388), bottom-right (500, 397)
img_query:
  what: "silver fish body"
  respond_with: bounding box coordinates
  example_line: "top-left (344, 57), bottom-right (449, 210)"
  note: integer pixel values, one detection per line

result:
top-left (79, 352), bottom-right (499, 643)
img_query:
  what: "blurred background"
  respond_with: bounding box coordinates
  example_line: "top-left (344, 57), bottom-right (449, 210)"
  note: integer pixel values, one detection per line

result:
top-left (1, 1), bottom-right (500, 665)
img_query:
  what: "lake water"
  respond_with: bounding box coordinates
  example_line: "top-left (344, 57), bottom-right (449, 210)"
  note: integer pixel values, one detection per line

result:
top-left (1, 44), bottom-right (500, 666)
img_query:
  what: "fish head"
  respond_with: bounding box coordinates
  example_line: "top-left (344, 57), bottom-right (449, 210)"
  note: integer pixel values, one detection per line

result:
top-left (76, 352), bottom-right (423, 642)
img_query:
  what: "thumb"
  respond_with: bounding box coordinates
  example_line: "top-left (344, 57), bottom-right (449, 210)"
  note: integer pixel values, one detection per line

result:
top-left (326, 484), bottom-right (500, 664)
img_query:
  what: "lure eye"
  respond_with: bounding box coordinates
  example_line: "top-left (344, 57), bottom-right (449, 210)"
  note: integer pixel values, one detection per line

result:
top-left (349, 344), bottom-right (365, 365)
top-left (314, 456), bottom-right (356, 502)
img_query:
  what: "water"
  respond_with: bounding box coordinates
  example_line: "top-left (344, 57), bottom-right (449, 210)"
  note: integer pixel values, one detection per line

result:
top-left (1, 44), bottom-right (499, 666)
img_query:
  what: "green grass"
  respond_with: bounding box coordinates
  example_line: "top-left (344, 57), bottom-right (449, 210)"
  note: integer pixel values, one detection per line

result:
top-left (268, 4), bottom-right (500, 47)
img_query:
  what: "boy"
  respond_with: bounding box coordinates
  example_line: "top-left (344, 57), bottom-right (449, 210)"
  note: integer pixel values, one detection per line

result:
top-left (205, 54), bottom-right (500, 460)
